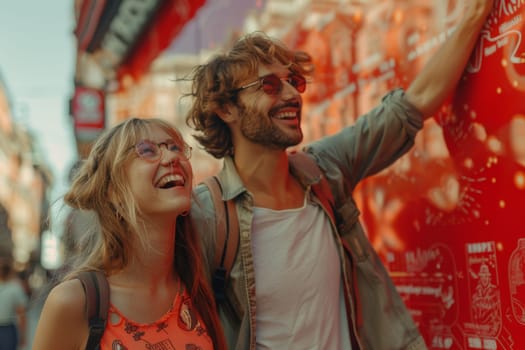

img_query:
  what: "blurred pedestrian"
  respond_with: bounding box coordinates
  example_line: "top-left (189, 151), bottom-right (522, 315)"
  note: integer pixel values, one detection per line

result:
top-left (33, 118), bottom-right (226, 350)
top-left (185, 1), bottom-right (495, 349)
top-left (0, 257), bottom-right (27, 350)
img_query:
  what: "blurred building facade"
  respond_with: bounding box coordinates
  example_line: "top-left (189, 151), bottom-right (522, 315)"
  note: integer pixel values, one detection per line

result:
top-left (70, 0), bottom-right (525, 348)
top-left (0, 71), bottom-right (53, 281)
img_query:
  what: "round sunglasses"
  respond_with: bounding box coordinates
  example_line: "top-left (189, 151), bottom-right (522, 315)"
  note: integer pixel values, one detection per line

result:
top-left (235, 73), bottom-right (307, 95)
top-left (134, 139), bottom-right (192, 162)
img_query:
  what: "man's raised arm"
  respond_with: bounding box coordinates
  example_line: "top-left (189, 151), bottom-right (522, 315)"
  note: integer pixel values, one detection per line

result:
top-left (405, 0), bottom-right (494, 119)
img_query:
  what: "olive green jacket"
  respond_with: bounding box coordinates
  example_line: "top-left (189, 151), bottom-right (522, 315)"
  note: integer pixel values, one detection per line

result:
top-left (192, 89), bottom-right (428, 349)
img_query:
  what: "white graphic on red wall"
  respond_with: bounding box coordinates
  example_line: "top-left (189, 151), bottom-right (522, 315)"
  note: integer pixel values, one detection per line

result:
top-left (509, 238), bottom-right (525, 324)
top-left (465, 242), bottom-right (501, 337)
top-left (389, 244), bottom-right (459, 346)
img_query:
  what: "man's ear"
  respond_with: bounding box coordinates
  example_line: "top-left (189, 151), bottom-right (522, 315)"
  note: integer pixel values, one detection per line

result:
top-left (216, 103), bottom-right (237, 123)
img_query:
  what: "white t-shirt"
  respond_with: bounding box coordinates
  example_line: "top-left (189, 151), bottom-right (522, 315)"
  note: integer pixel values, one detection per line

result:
top-left (252, 198), bottom-right (351, 349)
top-left (0, 279), bottom-right (28, 324)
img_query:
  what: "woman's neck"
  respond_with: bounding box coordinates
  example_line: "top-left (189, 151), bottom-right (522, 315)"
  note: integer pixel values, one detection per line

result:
top-left (116, 220), bottom-right (177, 286)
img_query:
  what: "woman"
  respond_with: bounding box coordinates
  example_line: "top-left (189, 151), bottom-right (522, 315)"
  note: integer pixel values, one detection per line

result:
top-left (33, 118), bottom-right (226, 350)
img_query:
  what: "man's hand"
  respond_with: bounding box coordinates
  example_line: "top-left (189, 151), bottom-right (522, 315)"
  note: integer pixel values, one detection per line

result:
top-left (405, 0), bottom-right (496, 119)
top-left (465, 0), bottom-right (495, 21)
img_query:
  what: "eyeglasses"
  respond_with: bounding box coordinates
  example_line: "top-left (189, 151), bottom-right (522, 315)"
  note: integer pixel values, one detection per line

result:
top-left (134, 139), bottom-right (192, 162)
top-left (235, 73), bottom-right (307, 95)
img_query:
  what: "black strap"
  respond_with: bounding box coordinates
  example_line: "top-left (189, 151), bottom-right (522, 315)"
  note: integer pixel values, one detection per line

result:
top-left (215, 177), bottom-right (231, 268)
top-left (77, 271), bottom-right (110, 350)
top-left (202, 176), bottom-right (239, 304)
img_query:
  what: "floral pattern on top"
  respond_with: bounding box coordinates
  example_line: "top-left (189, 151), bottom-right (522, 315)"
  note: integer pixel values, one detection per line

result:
top-left (100, 288), bottom-right (213, 350)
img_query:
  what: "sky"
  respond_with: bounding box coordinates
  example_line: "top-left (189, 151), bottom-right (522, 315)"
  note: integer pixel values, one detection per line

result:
top-left (0, 0), bottom-right (77, 226)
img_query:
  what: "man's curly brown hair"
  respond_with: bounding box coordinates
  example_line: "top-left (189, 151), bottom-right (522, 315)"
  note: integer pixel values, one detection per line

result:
top-left (185, 31), bottom-right (314, 159)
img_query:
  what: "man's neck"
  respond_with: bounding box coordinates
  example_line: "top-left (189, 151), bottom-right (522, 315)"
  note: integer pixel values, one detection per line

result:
top-left (233, 149), bottom-right (304, 209)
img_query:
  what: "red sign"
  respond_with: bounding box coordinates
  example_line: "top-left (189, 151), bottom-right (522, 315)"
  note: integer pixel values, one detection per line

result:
top-left (71, 86), bottom-right (105, 139)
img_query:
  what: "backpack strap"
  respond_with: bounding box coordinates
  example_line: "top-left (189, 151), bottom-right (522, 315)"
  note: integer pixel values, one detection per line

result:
top-left (77, 271), bottom-right (110, 350)
top-left (202, 176), bottom-right (239, 304)
top-left (289, 151), bottom-right (336, 221)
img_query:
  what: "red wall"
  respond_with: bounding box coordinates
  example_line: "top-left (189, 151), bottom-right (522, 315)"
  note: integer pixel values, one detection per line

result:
top-left (292, 1), bottom-right (525, 348)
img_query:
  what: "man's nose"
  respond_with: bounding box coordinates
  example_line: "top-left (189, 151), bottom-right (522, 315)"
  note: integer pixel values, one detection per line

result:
top-left (281, 80), bottom-right (300, 99)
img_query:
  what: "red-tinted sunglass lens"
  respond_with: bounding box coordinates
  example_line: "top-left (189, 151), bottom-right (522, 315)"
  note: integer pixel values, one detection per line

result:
top-left (290, 75), bottom-right (306, 93)
top-left (261, 75), bottom-right (282, 95)
top-left (260, 74), bottom-right (307, 95)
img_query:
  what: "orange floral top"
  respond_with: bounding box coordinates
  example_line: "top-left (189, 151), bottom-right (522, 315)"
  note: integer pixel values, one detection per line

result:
top-left (100, 288), bottom-right (213, 350)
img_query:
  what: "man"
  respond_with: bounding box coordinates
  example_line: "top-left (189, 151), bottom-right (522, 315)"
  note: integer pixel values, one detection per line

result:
top-left (187, 1), bottom-right (494, 349)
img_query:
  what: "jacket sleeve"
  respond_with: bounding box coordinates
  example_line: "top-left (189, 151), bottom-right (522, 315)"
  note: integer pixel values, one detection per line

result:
top-left (304, 88), bottom-right (423, 192)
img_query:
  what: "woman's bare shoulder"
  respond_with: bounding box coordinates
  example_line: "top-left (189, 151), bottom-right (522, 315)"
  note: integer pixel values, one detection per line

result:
top-left (46, 278), bottom-right (86, 313)
top-left (33, 278), bottom-right (89, 350)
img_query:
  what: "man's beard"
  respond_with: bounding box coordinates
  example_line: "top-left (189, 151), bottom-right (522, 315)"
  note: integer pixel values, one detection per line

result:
top-left (238, 102), bottom-right (303, 150)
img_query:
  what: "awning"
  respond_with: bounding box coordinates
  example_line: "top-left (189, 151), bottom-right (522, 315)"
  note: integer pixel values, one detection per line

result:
top-left (74, 0), bottom-right (206, 87)
top-left (117, 0), bottom-right (206, 82)
top-left (74, 0), bottom-right (107, 52)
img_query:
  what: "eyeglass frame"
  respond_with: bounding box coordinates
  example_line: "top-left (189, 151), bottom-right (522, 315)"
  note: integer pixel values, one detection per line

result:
top-left (233, 73), bottom-right (307, 95)
top-left (131, 139), bottom-right (192, 162)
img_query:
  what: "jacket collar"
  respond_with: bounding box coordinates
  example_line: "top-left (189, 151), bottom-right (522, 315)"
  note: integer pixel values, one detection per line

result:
top-left (216, 156), bottom-right (248, 201)
top-left (217, 152), bottom-right (321, 201)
